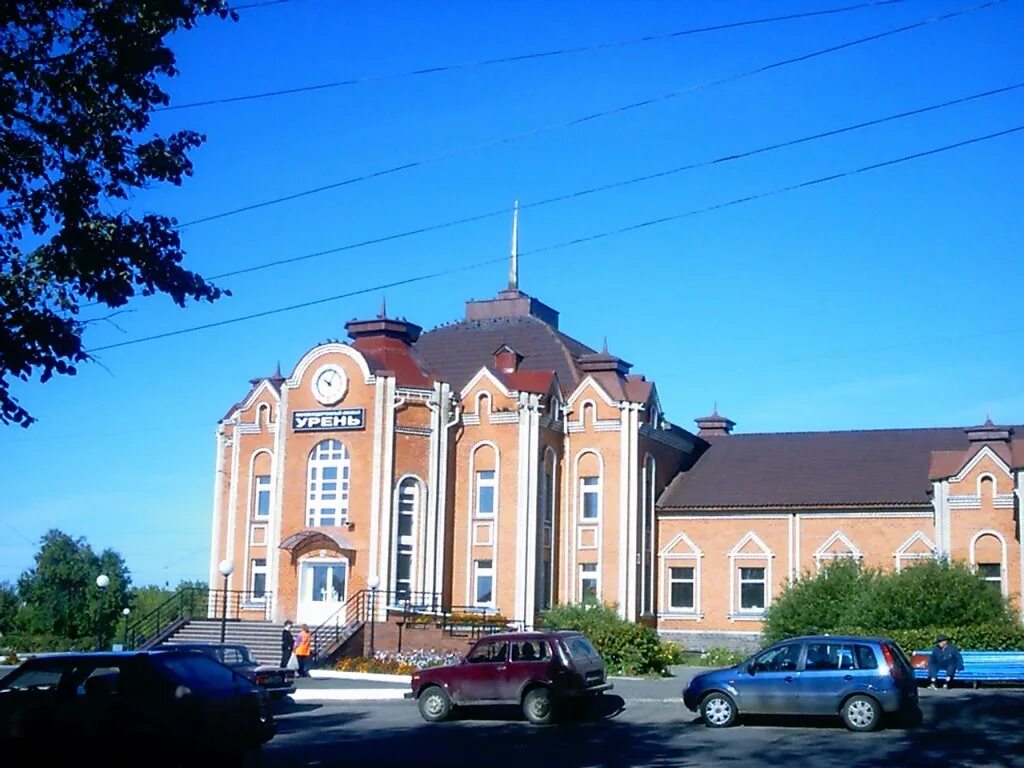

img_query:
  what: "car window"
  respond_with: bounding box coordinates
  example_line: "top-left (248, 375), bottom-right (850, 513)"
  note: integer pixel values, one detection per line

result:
top-left (466, 640), bottom-right (507, 664)
top-left (854, 645), bottom-right (879, 670)
top-left (804, 643), bottom-right (857, 671)
top-left (220, 647), bottom-right (247, 665)
top-left (1, 664), bottom-right (67, 692)
top-left (77, 667), bottom-right (121, 697)
top-left (753, 644), bottom-right (801, 673)
top-left (511, 640), bottom-right (550, 662)
top-left (565, 637), bottom-right (598, 660)
top-left (156, 654), bottom-right (238, 690)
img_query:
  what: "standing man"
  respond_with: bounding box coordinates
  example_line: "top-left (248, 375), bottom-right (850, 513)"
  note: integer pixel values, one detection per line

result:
top-left (294, 624), bottom-right (313, 678)
top-left (280, 620), bottom-right (295, 669)
top-left (928, 635), bottom-right (964, 688)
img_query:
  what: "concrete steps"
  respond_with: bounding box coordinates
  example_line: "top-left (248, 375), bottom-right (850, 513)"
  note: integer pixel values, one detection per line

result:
top-left (165, 619), bottom-right (285, 666)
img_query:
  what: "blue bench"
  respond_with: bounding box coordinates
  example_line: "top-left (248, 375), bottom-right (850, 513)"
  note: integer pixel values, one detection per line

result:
top-left (913, 650), bottom-right (1024, 686)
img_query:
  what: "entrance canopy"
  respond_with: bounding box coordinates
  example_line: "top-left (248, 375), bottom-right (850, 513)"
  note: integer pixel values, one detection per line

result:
top-left (279, 528), bottom-right (356, 557)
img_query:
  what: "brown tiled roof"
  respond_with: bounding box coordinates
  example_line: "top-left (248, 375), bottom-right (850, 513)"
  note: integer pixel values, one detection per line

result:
top-left (500, 369), bottom-right (557, 395)
top-left (658, 426), bottom-right (1020, 510)
top-left (415, 316), bottom-right (595, 394)
top-left (351, 336), bottom-right (434, 389)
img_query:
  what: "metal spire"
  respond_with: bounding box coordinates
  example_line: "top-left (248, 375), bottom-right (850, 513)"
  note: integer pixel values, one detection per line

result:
top-left (379, 295), bottom-right (387, 319)
top-left (508, 200), bottom-right (519, 291)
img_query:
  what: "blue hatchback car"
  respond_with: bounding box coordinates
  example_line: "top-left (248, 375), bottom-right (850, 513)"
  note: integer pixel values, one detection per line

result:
top-left (683, 635), bottom-right (918, 731)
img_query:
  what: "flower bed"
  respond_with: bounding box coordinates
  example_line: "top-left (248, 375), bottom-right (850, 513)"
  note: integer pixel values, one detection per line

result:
top-left (335, 649), bottom-right (463, 675)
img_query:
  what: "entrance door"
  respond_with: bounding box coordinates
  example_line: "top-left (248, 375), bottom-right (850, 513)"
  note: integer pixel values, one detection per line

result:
top-left (298, 560), bottom-right (348, 626)
top-left (393, 480), bottom-right (418, 602)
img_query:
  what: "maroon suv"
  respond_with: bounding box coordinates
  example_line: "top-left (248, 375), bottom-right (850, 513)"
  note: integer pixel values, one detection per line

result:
top-left (408, 631), bottom-right (612, 725)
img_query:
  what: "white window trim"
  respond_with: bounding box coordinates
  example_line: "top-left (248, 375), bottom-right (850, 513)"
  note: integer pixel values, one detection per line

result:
top-left (728, 532), bottom-right (773, 620)
top-left (473, 559), bottom-right (495, 609)
top-left (977, 472), bottom-right (997, 497)
top-left (475, 469), bottom-right (497, 517)
top-left (249, 524), bottom-right (268, 546)
top-left (578, 562), bottom-right (600, 604)
top-left (249, 557), bottom-right (268, 602)
top-left (579, 475), bottom-right (602, 521)
top-left (894, 531), bottom-right (937, 572)
top-left (658, 532), bottom-right (703, 619)
top-left (812, 531), bottom-right (864, 572)
top-left (392, 476), bottom-right (422, 601)
top-left (253, 474), bottom-right (273, 519)
top-left (465, 442), bottom-right (499, 606)
top-left (666, 564), bottom-right (697, 614)
top-left (969, 529), bottom-right (1008, 597)
top-left (306, 439), bottom-right (351, 527)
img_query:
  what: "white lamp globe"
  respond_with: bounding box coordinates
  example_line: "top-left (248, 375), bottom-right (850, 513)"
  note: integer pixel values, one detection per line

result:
top-left (218, 559), bottom-right (234, 577)
top-left (122, 607), bottom-right (131, 617)
top-left (367, 575), bottom-right (380, 590)
top-left (96, 574), bottom-right (110, 589)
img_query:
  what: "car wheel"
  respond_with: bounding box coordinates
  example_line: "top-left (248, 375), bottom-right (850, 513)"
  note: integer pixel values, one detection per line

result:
top-left (523, 687), bottom-right (555, 726)
top-left (842, 695), bottom-right (881, 732)
top-left (701, 692), bottom-right (737, 728)
top-left (418, 686), bottom-right (452, 723)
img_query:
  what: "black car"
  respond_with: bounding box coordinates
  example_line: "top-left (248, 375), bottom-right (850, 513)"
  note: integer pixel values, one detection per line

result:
top-left (161, 642), bottom-right (296, 699)
top-left (0, 650), bottom-right (275, 766)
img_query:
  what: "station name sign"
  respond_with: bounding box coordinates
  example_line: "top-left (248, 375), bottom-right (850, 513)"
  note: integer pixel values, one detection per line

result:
top-left (292, 408), bottom-right (366, 432)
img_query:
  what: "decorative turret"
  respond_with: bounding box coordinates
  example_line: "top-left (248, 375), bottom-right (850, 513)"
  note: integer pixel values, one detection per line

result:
top-left (695, 405), bottom-right (735, 437)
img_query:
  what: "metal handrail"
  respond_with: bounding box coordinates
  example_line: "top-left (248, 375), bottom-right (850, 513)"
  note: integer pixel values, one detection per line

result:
top-left (124, 588), bottom-right (271, 650)
top-left (310, 589), bottom-right (367, 660)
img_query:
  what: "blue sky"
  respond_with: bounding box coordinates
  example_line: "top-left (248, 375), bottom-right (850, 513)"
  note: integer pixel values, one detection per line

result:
top-left (2, 0), bottom-right (1022, 587)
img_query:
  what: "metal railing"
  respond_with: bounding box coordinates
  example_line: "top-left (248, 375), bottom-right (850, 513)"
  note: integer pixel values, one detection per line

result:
top-left (310, 589), bottom-right (369, 660)
top-left (124, 587), bottom-right (272, 650)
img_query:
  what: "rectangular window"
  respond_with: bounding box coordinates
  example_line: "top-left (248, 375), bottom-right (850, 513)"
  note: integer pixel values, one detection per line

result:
top-left (579, 563), bottom-right (599, 604)
top-left (476, 470), bottom-right (495, 516)
top-left (581, 476), bottom-right (600, 520)
top-left (739, 567), bottom-right (766, 612)
top-left (250, 558), bottom-right (267, 599)
top-left (669, 566), bottom-right (695, 611)
top-left (474, 559), bottom-right (494, 607)
top-left (978, 563), bottom-right (1002, 592)
top-left (255, 475), bottom-right (271, 517)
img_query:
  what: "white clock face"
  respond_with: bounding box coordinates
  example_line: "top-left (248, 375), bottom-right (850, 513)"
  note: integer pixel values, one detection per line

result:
top-left (312, 365), bottom-right (348, 406)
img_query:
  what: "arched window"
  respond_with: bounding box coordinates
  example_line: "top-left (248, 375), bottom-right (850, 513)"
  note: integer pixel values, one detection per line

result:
top-left (979, 475), bottom-right (995, 506)
top-left (307, 440), bottom-right (351, 526)
top-left (970, 530), bottom-right (1007, 597)
top-left (393, 477), bottom-right (421, 600)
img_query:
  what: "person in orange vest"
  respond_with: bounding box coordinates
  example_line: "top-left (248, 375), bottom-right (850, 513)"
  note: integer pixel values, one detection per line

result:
top-left (294, 624), bottom-right (312, 678)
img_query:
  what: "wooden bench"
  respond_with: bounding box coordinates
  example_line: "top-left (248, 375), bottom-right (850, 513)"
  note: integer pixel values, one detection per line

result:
top-left (911, 650), bottom-right (1024, 687)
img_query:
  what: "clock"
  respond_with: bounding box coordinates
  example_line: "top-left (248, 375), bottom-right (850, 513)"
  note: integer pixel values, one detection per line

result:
top-left (311, 364), bottom-right (348, 406)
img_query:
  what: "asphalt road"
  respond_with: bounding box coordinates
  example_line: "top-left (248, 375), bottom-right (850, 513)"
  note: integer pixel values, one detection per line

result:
top-left (264, 686), bottom-right (1024, 768)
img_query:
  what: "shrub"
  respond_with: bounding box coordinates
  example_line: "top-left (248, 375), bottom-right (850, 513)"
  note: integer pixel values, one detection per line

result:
top-left (834, 623), bottom-right (1024, 654)
top-left (538, 603), bottom-right (671, 676)
top-left (2, 650), bottom-right (18, 666)
top-left (658, 640), bottom-right (687, 667)
top-left (699, 648), bottom-right (747, 668)
top-left (764, 559), bottom-right (1019, 644)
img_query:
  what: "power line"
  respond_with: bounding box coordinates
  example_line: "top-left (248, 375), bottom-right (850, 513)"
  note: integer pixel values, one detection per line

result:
top-left (160, 1), bottom-right (908, 111)
top-left (207, 81), bottom-right (1024, 281)
top-left (176, 0), bottom-right (1008, 228)
top-left (90, 123), bottom-right (1024, 352)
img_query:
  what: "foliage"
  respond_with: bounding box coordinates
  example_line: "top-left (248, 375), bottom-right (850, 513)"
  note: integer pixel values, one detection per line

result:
top-left (336, 656), bottom-right (415, 675)
top-left (698, 648), bottom-right (747, 668)
top-left (0, 582), bottom-right (18, 636)
top-left (658, 640), bottom-right (687, 667)
top-left (538, 603), bottom-right (671, 676)
top-left (0, 0), bottom-right (236, 426)
top-left (2, 650), bottom-right (18, 665)
top-left (854, 560), bottom-right (1014, 630)
top-left (834, 624), bottom-right (1024, 655)
top-left (13, 529), bottom-right (131, 649)
top-left (763, 559), bottom-right (1017, 644)
top-left (447, 612), bottom-right (511, 627)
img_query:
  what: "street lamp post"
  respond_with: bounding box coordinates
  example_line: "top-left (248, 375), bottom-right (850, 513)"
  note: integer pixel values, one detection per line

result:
top-left (366, 575), bottom-right (380, 659)
top-left (95, 574), bottom-right (110, 651)
top-left (218, 559), bottom-right (234, 643)
top-left (121, 607), bottom-right (131, 648)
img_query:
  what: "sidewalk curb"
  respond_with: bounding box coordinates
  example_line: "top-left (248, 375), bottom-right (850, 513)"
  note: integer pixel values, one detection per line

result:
top-left (292, 688), bottom-right (408, 702)
top-left (310, 669), bottom-right (412, 683)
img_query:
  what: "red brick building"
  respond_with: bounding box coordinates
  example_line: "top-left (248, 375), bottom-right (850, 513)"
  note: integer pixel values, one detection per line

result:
top-left (210, 230), bottom-right (1022, 647)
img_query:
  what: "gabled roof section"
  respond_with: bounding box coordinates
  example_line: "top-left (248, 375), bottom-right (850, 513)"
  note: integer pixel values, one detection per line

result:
top-left (659, 426), bottom-right (1022, 510)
